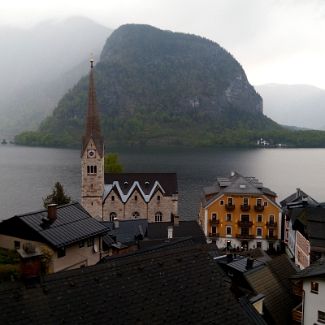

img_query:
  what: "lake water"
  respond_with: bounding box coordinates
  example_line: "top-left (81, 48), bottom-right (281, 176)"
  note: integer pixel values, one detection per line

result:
top-left (1, 145), bottom-right (325, 221)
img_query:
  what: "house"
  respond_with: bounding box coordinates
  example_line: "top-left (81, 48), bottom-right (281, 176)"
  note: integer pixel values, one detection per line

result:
top-left (280, 188), bottom-right (319, 260)
top-left (291, 259), bottom-right (325, 324)
top-left (80, 59), bottom-right (178, 222)
top-left (0, 243), bottom-right (259, 324)
top-left (0, 202), bottom-right (108, 273)
top-left (199, 172), bottom-right (281, 251)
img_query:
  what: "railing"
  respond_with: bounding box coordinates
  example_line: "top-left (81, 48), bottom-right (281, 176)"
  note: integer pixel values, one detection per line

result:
top-left (266, 221), bottom-right (277, 228)
top-left (237, 221), bottom-right (253, 227)
top-left (292, 303), bottom-right (302, 323)
top-left (236, 234), bottom-right (255, 239)
top-left (209, 233), bottom-right (219, 239)
top-left (209, 219), bottom-right (220, 226)
top-left (266, 235), bottom-right (278, 240)
top-left (240, 204), bottom-right (251, 212)
top-left (254, 204), bottom-right (264, 212)
top-left (225, 204), bottom-right (235, 211)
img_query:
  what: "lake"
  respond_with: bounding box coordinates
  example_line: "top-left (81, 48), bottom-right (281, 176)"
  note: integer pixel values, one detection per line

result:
top-left (1, 145), bottom-right (325, 221)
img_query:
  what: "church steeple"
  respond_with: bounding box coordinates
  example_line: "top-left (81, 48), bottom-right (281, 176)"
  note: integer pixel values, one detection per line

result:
top-left (82, 58), bottom-right (104, 157)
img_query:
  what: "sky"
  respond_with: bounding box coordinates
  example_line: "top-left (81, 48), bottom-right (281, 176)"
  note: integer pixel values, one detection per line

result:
top-left (1, 0), bottom-right (325, 89)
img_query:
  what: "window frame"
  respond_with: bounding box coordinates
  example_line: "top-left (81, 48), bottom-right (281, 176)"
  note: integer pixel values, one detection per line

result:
top-left (57, 247), bottom-right (66, 258)
top-left (311, 281), bottom-right (319, 294)
top-left (318, 310), bottom-right (325, 323)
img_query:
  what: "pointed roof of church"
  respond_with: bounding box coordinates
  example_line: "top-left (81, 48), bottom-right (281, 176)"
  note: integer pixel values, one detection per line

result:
top-left (81, 59), bottom-right (104, 157)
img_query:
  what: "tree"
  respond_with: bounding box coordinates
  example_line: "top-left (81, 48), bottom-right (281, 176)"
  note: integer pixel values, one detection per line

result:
top-left (43, 182), bottom-right (71, 208)
top-left (104, 153), bottom-right (123, 173)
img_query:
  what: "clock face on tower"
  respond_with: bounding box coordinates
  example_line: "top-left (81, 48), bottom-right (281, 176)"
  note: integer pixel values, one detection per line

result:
top-left (87, 149), bottom-right (96, 158)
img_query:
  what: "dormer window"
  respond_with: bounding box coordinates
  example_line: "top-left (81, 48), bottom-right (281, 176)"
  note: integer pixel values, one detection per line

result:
top-left (145, 181), bottom-right (150, 186)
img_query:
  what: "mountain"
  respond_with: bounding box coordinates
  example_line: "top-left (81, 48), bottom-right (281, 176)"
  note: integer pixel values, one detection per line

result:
top-left (17, 24), bottom-right (281, 147)
top-left (256, 84), bottom-right (325, 130)
top-left (0, 17), bottom-right (111, 139)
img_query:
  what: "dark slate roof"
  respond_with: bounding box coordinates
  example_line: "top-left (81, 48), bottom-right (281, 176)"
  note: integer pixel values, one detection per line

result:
top-left (0, 245), bottom-right (254, 325)
top-left (102, 219), bottom-right (148, 246)
top-left (280, 188), bottom-right (319, 207)
top-left (238, 296), bottom-right (268, 325)
top-left (147, 221), bottom-right (206, 244)
top-left (105, 172), bottom-right (178, 195)
top-left (202, 172), bottom-right (278, 207)
top-left (291, 258), bottom-right (325, 279)
top-left (0, 202), bottom-right (107, 248)
top-left (226, 257), bottom-right (265, 273)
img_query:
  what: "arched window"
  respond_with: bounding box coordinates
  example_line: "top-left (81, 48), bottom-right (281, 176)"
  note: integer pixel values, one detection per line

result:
top-left (110, 212), bottom-right (117, 222)
top-left (132, 211), bottom-right (140, 219)
top-left (155, 212), bottom-right (162, 223)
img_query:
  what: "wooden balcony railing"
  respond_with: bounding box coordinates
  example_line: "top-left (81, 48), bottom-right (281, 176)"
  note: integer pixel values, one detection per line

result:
top-left (240, 205), bottom-right (251, 212)
top-left (254, 204), bottom-right (264, 212)
top-left (225, 204), bottom-right (235, 211)
top-left (292, 302), bottom-right (302, 323)
top-left (237, 221), bottom-right (253, 227)
top-left (266, 221), bottom-right (278, 228)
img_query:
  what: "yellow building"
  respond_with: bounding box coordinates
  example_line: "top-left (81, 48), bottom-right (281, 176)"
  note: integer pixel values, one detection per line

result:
top-left (199, 172), bottom-right (281, 251)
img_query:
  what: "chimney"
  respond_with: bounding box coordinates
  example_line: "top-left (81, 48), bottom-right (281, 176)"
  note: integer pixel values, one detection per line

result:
top-left (173, 215), bottom-right (180, 226)
top-left (47, 204), bottom-right (57, 221)
top-left (114, 217), bottom-right (119, 229)
top-left (168, 226), bottom-right (173, 239)
top-left (226, 253), bottom-right (233, 263)
top-left (246, 257), bottom-right (254, 270)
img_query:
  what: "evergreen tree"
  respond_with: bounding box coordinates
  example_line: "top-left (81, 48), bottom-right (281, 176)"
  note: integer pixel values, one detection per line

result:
top-left (104, 153), bottom-right (123, 173)
top-left (43, 182), bottom-right (71, 208)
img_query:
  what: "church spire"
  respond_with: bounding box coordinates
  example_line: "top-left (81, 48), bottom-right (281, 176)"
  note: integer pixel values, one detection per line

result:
top-left (82, 58), bottom-right (104, 157)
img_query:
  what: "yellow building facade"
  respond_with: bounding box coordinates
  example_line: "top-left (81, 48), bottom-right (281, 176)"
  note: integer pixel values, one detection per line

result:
top-left (199, 172), bottom-right (281, 251)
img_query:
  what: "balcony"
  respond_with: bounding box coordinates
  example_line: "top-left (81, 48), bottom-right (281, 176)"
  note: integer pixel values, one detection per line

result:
top-left (237, 221), bottom-right (253, 227)
top-left (240, 204), bottom-right (251, 212)
top-left (254, 204), bottom-right (264, 212)
top-left (236, 234), bottom-right (255, 239)
top-left (266, 235), bottom-right (278, 241)
top-left (292, 303), bottom-right (302, 323)
top-left (209, 219), bottom-right (220, 226)
top-left (266, 221), bottom-right (277, 228)
top-left (225, 204), bottom-right (235, 211)
top-left (209, 233), bottom-right (219, 239)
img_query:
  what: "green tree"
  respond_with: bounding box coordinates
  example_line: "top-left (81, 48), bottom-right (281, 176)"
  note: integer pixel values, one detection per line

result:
top-left (104, 153), bottom-right (123, 173)
top-left (43, 182), bottom-right (71, 208)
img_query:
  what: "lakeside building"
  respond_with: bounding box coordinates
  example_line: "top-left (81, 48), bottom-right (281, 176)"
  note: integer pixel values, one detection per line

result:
top-left (291, 259), bottom-right (325, 324)
top-left (81, 60), bottom-right (178, 222)
top-left (0, 202), bottom-right (107, 272)
top-left (199, 172), bottom-right (281, 251)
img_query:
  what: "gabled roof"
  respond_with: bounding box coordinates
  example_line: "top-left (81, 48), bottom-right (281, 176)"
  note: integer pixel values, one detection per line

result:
top-left (0, 245), bottom-right (255, 324)
top-left (0, 202), bottom-right (107, 249)
top-left (291, 258), bottom-right (325, 279)
top-left (202, 172), bottom-right (277, 208)
top-left (103, 173), bottom-right (178, 202)
top-left (280, 188), bottom-right (319, 207)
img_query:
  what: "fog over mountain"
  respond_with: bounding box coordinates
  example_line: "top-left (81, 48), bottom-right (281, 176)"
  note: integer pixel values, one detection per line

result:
top-left (0, 17), bottom-right (111, 138)
top-left (256, 84), bottom-right (325, 130)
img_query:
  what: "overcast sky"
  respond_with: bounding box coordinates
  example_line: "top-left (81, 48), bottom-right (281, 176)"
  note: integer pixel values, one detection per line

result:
top-left (2, 0), bottom-right (325, 89)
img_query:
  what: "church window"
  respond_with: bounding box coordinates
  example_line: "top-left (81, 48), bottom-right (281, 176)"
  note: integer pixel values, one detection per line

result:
top-left (157, 195), bottom-right (161, 201)
top-left (91, 184), bottom-right (93, 189)
top-left (87, 165), bottom-right (97, 175)
top-left (132, 211), bottom-right (140, 219)
top-left (94, 166), bottom-right (97, 173)
top-left (110, 212), bottom-right (117, 221)
top-left (135, 195), bottom-right (138, 201)
top-left (155, 212), bottom-right (163, 222)
top-left (111, 196), bottom-right (115, 201)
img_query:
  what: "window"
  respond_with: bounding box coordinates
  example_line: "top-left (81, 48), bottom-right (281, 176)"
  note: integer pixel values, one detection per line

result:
top-left (211, 226), bottom-right (217, 235)
top-left (256, 242), bottom-right (262, 248)
top-left (157, 195), bottom-right (160, 201)
top-left (87, 238), bottom-right (94, 247)
top-left (226, 214), bottom-right (232, 222)
top-left (227, 197), bottom-right (233, 205)
top-left (79, 241), bottom-right (85, 248)
top-left (257, 215), bottom-right (263, 222)
top-left (269, 229), bottom-right (274, 238)
top-left (14, 241), bottom-right (20, 250)
top-left (256, 198), bottom-right (262, 206)
top-left (155, 212), bottom-right (163, 222)
top-left (220, 200), bottom-right (224, 206)
top-left (132, 211), bottom-right (140, 219)
top-left (57, 247), bottom-right (66, 258)
top-left (87, 165), bottom-right (97, 175)
top-left (269, 215), bottom-right (275, 224)
top-left (111, 196), bottom-right (115, 201)
top-left (256, 227), bottom-right (262, 237)
top-left (110, 212), bottom-right (117, 222)
top-left (211, 213), bottom-right (217, 220)
top-left (243, 197), bottom-right (249, 205)
top-left (318, 311), bottom-right (325, 323)
top-left (134, 195), bottom-right (138, 201)
top-left (226, 226), bottom-right (232, 235)
top-left (264, 201), bottom-right (268, 206)
top-left (311, 281), bottom-right (319, 294)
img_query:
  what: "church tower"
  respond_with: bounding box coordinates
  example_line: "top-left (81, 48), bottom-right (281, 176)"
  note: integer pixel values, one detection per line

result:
top-left (81, 59), bottom-right (104, 219)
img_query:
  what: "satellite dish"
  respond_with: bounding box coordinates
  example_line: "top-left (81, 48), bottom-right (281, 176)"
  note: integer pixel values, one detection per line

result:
top-left (93, 244), bottom-right (98, 253)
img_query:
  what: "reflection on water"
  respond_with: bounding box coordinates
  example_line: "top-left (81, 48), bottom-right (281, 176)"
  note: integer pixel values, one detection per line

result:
top-left (1, 145), bottom-right (325, 220)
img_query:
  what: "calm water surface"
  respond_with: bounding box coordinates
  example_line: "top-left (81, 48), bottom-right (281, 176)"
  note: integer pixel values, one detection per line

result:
top-left (1, 145), bottom-right (325, 220)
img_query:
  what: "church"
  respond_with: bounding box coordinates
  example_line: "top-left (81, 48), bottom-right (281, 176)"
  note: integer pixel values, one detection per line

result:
top-left (81, 60), bottom-right (178, 222)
